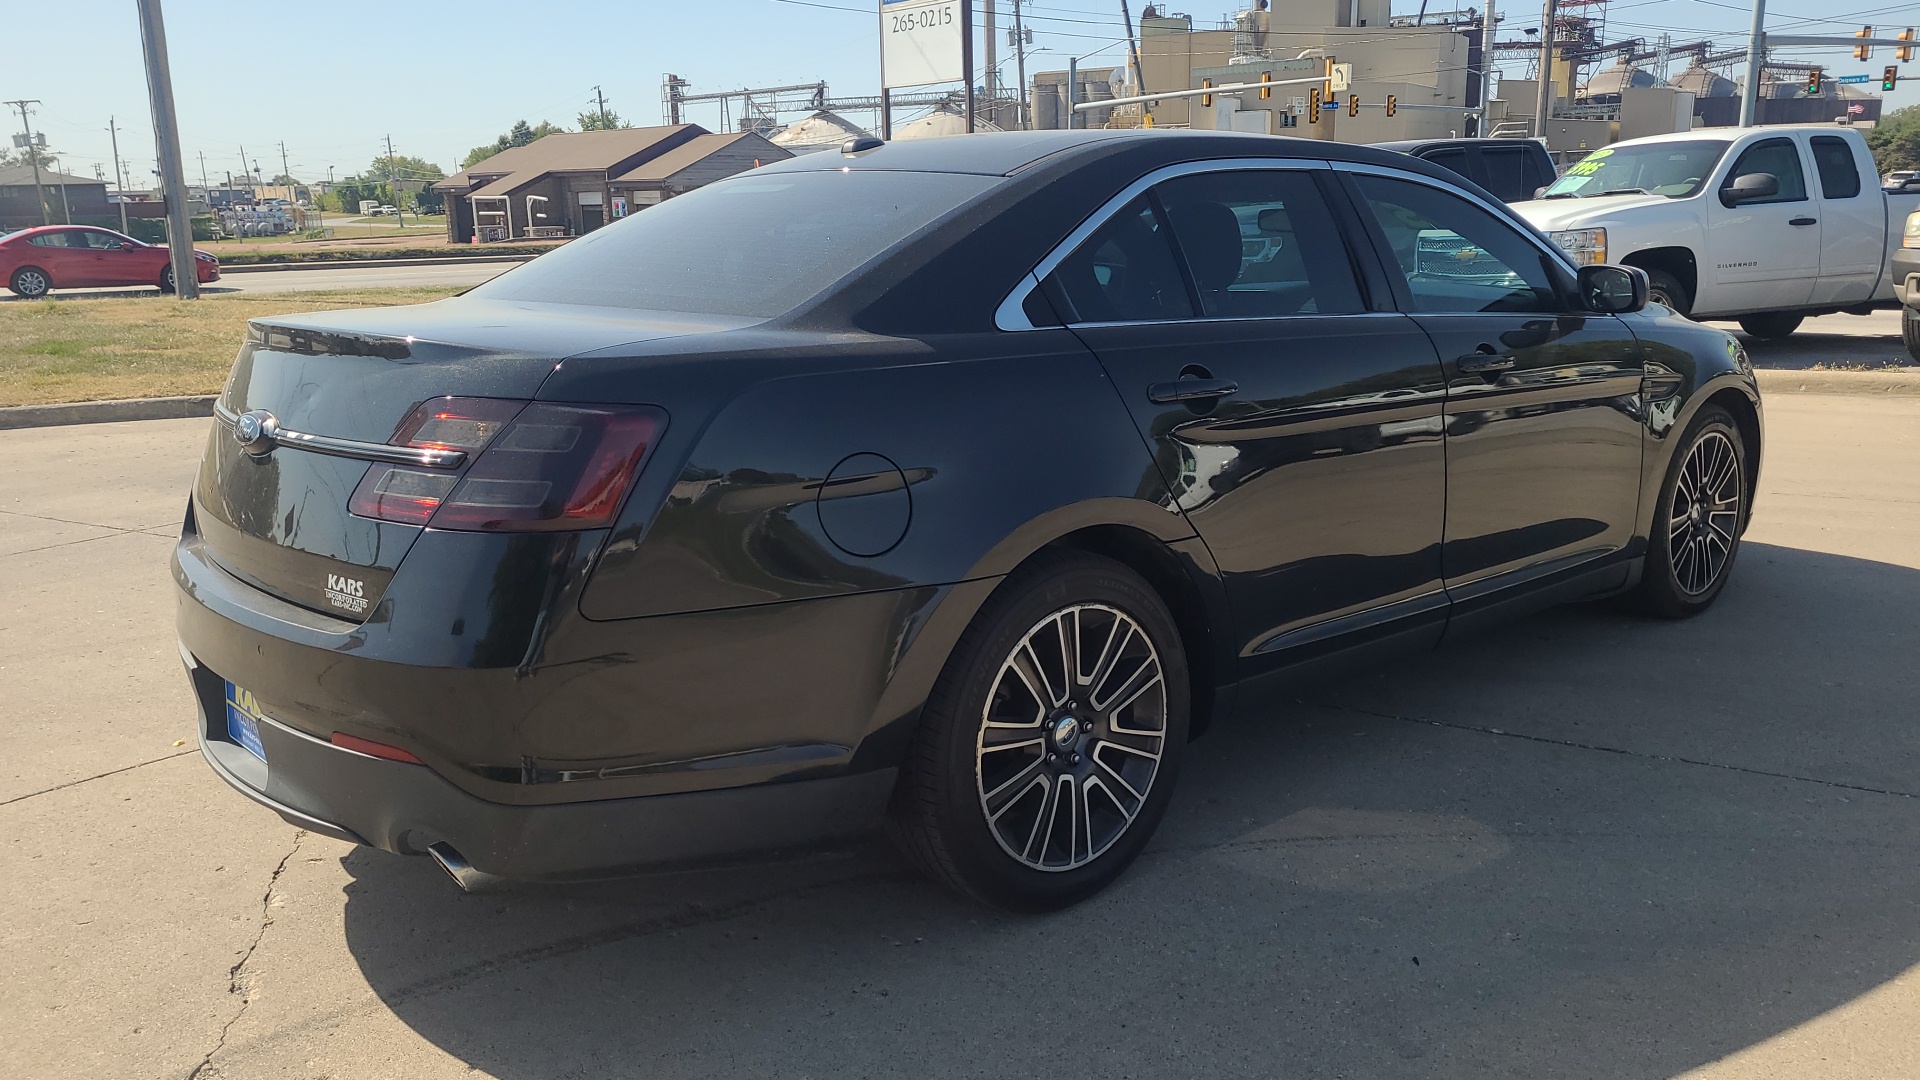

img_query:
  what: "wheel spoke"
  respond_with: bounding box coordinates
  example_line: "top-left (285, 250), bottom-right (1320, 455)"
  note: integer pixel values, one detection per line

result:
top-left (986, 759), bottom-right (1048, 818)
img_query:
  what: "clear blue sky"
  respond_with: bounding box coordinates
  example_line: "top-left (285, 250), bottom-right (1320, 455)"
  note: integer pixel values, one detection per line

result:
top-left (6, 0), bottom-right (1919, 185)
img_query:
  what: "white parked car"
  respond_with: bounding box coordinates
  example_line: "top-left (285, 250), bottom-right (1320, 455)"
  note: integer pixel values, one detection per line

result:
top-left (1515, 126), bottom-right (1920, 338)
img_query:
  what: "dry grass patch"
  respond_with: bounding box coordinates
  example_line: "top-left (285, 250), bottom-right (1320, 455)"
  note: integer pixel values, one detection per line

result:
top-left (0, 288), bottom-right (462, 407)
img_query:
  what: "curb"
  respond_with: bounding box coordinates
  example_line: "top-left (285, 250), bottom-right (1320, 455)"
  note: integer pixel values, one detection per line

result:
top-left (0, 395), bottom-right (216, 430)
top-left (218, 254), bottom-right (537, 274)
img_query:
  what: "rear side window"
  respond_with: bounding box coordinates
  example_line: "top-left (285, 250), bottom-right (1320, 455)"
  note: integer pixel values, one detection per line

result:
top-left (1049, 196), bottom-right (1194, 323)
top-left (28, 231), bottom-right (78, 248)
top-left (1153, 169), bottom-right (1364, 318)
top-left (1810, 136), bottom-right (1862, 199)
top-left (1420, 147), bottom-right (1471, 184)
top-left (466, 170), bottom-right (997, 318)
top-left (1723, 138), bottom-right (1808, 203)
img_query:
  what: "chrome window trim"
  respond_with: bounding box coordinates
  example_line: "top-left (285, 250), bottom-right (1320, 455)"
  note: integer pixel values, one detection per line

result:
top-left (995, 157), bottom-right (1333, 332)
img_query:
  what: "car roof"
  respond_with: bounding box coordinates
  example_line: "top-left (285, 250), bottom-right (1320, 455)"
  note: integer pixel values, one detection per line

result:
top-left (758, 128), bottom-right (1462, 178)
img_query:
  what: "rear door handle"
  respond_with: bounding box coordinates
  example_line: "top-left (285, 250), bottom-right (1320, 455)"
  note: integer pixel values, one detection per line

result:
top-left (1789, 216), bottom-right (1818, 226)
top-left (1148, 378), bottom-right (1239, 404)
top-left (1455, 351), bottom-right (1516, 374)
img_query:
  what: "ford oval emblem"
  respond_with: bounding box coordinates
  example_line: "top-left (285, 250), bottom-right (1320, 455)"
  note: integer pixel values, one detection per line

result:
top-left (234, 409), bottom-right (278, 457)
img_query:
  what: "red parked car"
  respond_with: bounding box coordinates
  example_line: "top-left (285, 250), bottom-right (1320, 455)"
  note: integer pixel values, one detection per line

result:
top-left (1, 225), bottom-right (219, 298)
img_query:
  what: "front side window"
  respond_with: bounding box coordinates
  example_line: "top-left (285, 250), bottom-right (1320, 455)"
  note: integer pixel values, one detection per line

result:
top-left (80, 230), bottom-right (129, 250)
top-left (1048, 196), bottom-right (1193, 323)
top-left (1153, 169), bottom-right (1364, 318)
top-left (1352, 174), bottom-right (1560, 314)
top-left (1810, 136), bottom-right (1862, 199)
top-left (1722, 138), bottom-right (1808, 204)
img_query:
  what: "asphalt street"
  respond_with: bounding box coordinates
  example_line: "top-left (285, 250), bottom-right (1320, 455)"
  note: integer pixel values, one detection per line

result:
top-left (2, 392), bottom-right (1917, 1078)
top-left (0, 258), bottom-right (514, 300)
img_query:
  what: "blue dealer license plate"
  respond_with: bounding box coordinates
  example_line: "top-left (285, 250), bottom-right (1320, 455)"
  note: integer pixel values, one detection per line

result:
top-left (224, 682), bottom-right (268, 761)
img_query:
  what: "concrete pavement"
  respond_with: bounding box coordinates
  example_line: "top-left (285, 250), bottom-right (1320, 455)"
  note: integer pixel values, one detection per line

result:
top-left (2, 395), bottom-right (1917, 1078)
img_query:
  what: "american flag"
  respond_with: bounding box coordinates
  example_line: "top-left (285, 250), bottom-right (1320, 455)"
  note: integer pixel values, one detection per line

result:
top-left (1849, 103), bottom-right (1867, 115)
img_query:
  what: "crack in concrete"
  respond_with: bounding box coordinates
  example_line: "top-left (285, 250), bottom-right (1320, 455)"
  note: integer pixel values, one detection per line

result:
top-left (185, 830), bottom-right (305, 1080)
top-left (0, 750), bottom-right (197, 809)
top-left (1313, 700), bottom-right (1920, 801)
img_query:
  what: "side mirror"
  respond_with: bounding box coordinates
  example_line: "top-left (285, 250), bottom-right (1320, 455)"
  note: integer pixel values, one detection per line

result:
top-left (1720, 172), bottom-right (1779, 207)
top-left (1578, 264), bottom-right (1649, 314)
top-left (120, 241), bottom-right (137, 251)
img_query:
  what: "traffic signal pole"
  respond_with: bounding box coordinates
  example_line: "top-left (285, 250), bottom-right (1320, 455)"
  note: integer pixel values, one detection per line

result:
top-left (1742, 0), bottom-right (1914, 127)
top-left (1740, 0), bottom-right (1766, 127)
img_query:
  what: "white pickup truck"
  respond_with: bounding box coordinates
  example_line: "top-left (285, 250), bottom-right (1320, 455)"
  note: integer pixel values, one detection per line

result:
top-left (1514, 125), bottom-right (1920, 339)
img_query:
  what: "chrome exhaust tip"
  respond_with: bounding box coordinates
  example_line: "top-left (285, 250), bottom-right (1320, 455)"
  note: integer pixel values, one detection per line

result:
top-left (426, 842), bottom-right (503, 893)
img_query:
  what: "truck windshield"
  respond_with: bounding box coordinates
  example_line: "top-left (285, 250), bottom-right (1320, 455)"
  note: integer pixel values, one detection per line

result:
top-left (1542, 140), bottom-right (1729, 199)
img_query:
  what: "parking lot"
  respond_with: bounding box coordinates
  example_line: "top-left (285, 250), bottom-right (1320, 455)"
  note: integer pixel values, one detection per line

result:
top-left (2, 389), bottom-right (1917, 1079)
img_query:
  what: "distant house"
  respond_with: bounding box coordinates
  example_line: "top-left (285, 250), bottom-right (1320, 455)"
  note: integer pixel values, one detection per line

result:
top-left (433, 125), bottom-right (792, 244)
top-left (0, 166), bottom-right (110, 232)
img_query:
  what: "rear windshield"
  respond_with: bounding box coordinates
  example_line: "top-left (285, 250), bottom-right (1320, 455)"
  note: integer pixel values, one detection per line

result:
top-left (466, 170), bottom-right (998, 318)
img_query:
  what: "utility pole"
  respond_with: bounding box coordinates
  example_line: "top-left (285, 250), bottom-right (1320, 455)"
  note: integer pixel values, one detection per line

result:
top-left (1739, 0), bottom-right (1766, 127)
top-left (108, 116), bottom-right (131, 234)
top-left (239, 143), bottom-right (252, 199)
top-left (1481, 0), bottom-right (1498, 135)
top-left (196, 149), bottom-right (209, 191)
top-left (52, 158), bottom-right (73, 224)
top-left (278, 140), bottom-right (291, 199)
top-left (136, 0), bottom-right (198, 298)
top-left (1534, 0), bottom-right (1558, 139)
top-left (385, 134), bottom-right (404, 226)
top-left (5, 99), bottom-right (50, 225)
top-left (594, 85), bottom-right (609, 128)
top-left (984, 0), bottom-right (997, 128)
top-left (1120, 0), bottom-right (1147, 105)
top-left (1013, 0), bottom-right (1030, 129)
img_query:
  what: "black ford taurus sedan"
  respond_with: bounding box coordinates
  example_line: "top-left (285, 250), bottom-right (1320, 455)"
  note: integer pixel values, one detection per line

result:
top-left (176, 130), bottom-right (1760, 911)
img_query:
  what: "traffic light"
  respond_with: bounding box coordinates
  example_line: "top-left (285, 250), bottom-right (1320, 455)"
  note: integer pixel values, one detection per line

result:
top-left (1384, 94), bottom-right (1397, 117)
top-left (1260, 71), bottom-right (1273, 99)
top-left (1349, 94), bottom-right (1360, 117)
top-left (1900, 28), bottom-right (1915, 63)
top-left (1808, 68), bottom-right (1824, 95)
top-left (1308, 87), bottom-right (1322, 123)
top-left (1855, 26), bottom-right (1873, 61)
top-left (1200, 78), bottom-right (1213, 108)
top-left (1886, 65), bottom-right (1901, 91)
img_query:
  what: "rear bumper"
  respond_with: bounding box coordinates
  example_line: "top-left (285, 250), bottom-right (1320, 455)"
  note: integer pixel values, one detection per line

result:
top-left (186, 654), bottom-right (895, 879)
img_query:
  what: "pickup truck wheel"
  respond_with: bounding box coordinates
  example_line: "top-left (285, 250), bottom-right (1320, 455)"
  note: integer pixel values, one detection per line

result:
top-left (1737, 313), bottom-right (1803, 340)
top-left (1903, 308), bottom-right (1920, 363)
top-left (1644, 270), bottom-right (1691, 316)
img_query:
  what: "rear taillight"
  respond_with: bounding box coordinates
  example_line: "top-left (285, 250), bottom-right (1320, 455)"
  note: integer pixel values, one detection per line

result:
top-left (349, 397), bottom-right (664, 532)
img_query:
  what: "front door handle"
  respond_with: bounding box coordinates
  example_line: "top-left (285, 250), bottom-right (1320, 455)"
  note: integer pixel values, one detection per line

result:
top-left (1455, 350), bottom-right (1517, 374)
top-left (1148, 378), bottom-right (1239, 404)
top-left (1789, 216), bottom-right (1818, 226)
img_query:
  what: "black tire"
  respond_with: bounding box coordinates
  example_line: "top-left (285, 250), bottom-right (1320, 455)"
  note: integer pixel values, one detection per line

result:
top-left (1737, 312), bottom-right (1803, 340)
top-left (9, 266), bottom-right (51, 299)
top-left (887, 550), bottom-right (1190, 912)
top-left (1644, 269), bottom-right (1691, 316)
top-left (1902, 307), bottom-right (1920, 363)
top-left (159, 266), bottom-right (176, 293)
top-left (1632, 405), bottom-right (1747, 619)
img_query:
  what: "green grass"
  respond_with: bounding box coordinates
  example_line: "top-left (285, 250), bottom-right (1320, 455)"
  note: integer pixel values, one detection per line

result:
top-left (0, 287), bottom-right (463, 407)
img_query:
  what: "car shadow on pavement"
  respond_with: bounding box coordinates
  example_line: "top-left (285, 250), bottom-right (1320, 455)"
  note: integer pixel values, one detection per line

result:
top-left (336, 542), bottom-right (1920, 1078)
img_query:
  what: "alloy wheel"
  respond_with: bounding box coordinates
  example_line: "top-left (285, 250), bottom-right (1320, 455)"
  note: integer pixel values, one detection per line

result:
top-left (1666, 429), bottom-right (1742, 596)
top-left (975, 603), bottom-right (1166, 872)
top-left (14, 269), bottom-right (48, 298)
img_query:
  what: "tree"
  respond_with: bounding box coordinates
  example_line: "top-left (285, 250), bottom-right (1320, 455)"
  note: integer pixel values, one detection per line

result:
top-left (0, 144), bottom-right (59, 172)
top-left (1866, 106), bottom-right (1920, 176)
top-left (461, 119), bottom-right (565, 169)
top-left (577, 108), bottom-right (631, 131)
top-left (366, 153), bottom-right (446, 185)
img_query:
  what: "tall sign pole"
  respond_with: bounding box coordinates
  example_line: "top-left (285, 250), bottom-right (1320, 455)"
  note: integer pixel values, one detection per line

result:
top-left (964, 0), bottom-right (976, 132)
top-left (108, 117), bottom-right (130, 235)
top-left (136, 0), bottom-right (198, 299)
top-left (1481, 0), bottom-right (1498, 135)
top-left (1739, 0), bottom-right (1767, 127)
